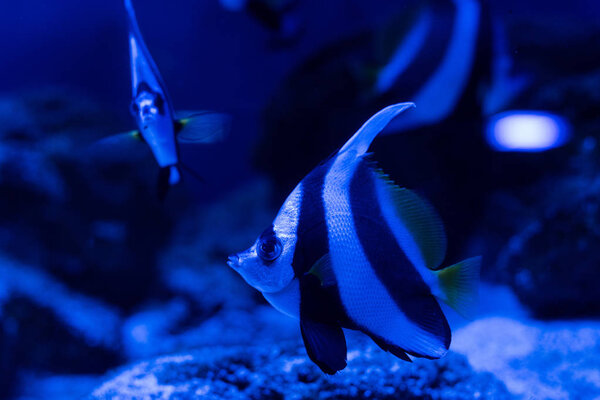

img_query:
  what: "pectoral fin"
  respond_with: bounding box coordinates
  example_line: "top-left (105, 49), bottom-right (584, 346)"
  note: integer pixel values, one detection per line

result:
top-left (87, 130), bottom-right (146, 162)
top-left (97, 130), bottom-right (142, 144)
top-left (305, 253), bottom-right (336, 287)
top-left (300, 319), bottom-right (347, 375)
top-left (175, 111), bottom-right (231, 144)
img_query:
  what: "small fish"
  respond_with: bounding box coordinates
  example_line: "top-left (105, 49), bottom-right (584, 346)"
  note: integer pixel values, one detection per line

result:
top-left (100, 0), bottom-right (230, 200)
top-left (228, 103), bottom-right (481, 374)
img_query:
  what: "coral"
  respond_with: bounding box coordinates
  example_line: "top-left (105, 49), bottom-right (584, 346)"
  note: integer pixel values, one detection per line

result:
top-left (453, 317), bottom-right (600, 399)
top-left (0, 255), bottom-right (122, 377)
top-left (89, 343), bottom-right (513, 400)
top-left (0, 89), bottom-right (175, 309)
top-left (488, 170), bottom-right (600, 318)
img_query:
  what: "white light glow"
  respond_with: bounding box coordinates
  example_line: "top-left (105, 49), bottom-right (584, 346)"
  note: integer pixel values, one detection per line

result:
top-left (486, 111), bottom-right (570, 152)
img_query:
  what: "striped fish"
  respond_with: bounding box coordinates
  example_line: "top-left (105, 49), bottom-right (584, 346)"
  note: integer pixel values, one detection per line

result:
top-left (254, 0), bottom-right (528, 195)
top-left (228, 103), bottom-right (480, 374)
top-left (98, 0), bottom-right (230, 200)
top-left (375, 0), bottom-right (526, 133)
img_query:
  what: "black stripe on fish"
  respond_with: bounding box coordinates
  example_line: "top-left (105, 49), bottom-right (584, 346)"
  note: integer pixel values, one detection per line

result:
top-left (292, 158), bottom-right (333, 278)
top-left (293, 157), bottom-right (354, 327)
top-left (349, 158), bottom-right (451, 351)
top-left (452, 0), bottom-right (493, 120)
top-left (384, 1), bottom-right (456, 101)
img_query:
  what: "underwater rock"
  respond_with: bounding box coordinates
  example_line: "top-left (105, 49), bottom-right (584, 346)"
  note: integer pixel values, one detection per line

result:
top-left (0, 256), bottom-right (123, 374)
top-left (494, 177), bottom-right (600, 319)
top-left (453, 317), bottom-right (600, 400)
top-left (467, 67), bottom-right (600, 318)
top-left (522, 70), bottom-right (600, 122)
top-left (0, 88), bottom-right (177, 309)
top-left (122, 302), bottom-right (297, 361)
top-left (13, 373), bottom-right (102, 400)
top-left (160, 178), bottom-right (275, 271)
top-left (18, 88), bottom-right (108, 136)
top-left (475, 135), bottom-right (600, 318)
top-left (158, 178), bottom-right (276, 310)
top-left (120, 179), bottom-right (292, 360)
top-left (89, 342), bottom-right (513, 400)
top-left (0, 314), bottom-right (18, 399)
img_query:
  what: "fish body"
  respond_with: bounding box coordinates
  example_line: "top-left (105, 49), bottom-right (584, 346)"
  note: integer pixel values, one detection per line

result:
top-left (126, 0), bottom-right (180, 185)
top-left (228, 103), bottom-right (480, 374)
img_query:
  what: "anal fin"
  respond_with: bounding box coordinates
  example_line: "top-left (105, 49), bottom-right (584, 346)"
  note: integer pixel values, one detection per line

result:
top-left (370, 335), bottom-right (412, 362)
top-left (88, 130), bottom-right (146, 163)
top-left (300, 319), bottom-right (347, 375)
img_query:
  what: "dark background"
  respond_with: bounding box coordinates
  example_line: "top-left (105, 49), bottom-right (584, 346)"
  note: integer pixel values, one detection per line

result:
top-left (2, 0), bottom-right (597, 200)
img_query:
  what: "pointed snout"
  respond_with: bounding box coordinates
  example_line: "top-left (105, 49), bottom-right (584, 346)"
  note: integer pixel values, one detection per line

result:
top-left (227, 254), bottom-right (240, 269)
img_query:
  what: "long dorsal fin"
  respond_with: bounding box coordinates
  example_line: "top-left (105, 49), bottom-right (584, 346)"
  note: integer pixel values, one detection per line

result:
top-left (339, 102), bottom-right (415, 157)
top-left (175, 111), bottom-right (231, 144)
top-left (374, 169), bottom-right (447, 270)
top-left (125, 0), bottom-right (175, 112)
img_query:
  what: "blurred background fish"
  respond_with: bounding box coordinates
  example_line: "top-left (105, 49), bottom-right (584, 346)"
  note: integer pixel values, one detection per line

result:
top-left (96, 0), bottom-right (230, 200)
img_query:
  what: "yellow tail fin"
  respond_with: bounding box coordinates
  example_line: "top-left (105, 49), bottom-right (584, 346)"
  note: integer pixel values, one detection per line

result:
top-left (435, 256), bottom-right (481, 319)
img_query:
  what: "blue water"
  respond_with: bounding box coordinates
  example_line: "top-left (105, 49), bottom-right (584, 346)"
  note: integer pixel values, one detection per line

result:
top-left (1, 0), bottom-right (600, 399)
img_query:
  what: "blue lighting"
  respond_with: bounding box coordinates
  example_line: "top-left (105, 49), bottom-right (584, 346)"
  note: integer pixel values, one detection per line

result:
top-left (486, 110), bottom-right (571, 152)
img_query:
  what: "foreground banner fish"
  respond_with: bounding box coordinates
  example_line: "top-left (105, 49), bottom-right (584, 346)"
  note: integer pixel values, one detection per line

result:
top-left (228, 103), bottom-right (481, 374)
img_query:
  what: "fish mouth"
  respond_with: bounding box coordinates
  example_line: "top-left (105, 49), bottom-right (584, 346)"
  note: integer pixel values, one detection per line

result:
top-left (227, 254), bottom-right (239, 269)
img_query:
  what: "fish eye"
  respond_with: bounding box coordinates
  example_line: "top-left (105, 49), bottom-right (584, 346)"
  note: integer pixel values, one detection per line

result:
top-left (129, 101), bottom-right (139, 116)
top-left (257, 234), bottom-right (282, 262)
